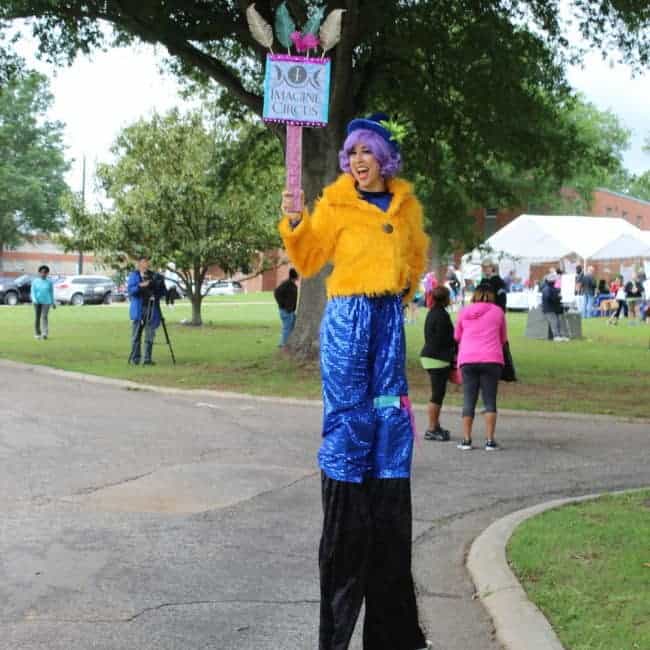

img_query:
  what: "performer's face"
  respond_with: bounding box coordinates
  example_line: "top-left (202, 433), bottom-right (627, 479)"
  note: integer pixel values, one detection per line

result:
top-left (349, 142), bottom-right (384, 191)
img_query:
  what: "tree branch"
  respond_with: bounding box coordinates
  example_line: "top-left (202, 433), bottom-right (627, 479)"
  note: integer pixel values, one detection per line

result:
top-left (4, 2), bottom-right (264, 116)
top-left (163, 39), bottom-right (263, 115)
top-left (107, 5), bottom-right (264, 116)
top-left (330, 0), bottom-right (361, 120)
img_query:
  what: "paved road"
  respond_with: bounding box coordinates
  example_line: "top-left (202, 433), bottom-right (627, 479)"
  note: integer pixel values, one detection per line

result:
top-left (1, 361), bottom-right (648, 650)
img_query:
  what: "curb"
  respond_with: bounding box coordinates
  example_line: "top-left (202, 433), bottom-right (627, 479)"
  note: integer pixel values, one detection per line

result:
top-left (466, 490), bottom-right (647, 650)
top-left (1, 358), bottom-right (649, 424)
top-left (0, 359), bottom-right (321, 408)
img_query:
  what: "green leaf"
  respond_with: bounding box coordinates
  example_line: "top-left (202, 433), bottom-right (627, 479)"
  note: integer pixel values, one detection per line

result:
top-left (379, 119), bottom-right (410, 145)
top-left (302, 5), bottom-right (325, 36)
top-left (275, 2), bottom-right (296, 50)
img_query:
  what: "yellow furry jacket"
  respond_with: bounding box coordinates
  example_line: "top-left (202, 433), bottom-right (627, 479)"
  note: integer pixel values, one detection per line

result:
top-left (279, 174), bottom-right (429, 302)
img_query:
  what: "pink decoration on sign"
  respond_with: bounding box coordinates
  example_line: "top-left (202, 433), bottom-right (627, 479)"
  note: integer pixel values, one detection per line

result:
top-left (290, 31), bottom-right (320, 52)
top-left (286, 124), bottom-right (303, 213)
top-left (303, 33), bottom-right (320, 50)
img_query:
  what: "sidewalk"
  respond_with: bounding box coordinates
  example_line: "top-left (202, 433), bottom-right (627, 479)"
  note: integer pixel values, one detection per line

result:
top-left (1, 361), bottom-right (649, 649)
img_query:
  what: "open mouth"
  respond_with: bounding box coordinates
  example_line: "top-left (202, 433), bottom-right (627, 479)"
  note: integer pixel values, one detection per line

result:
top-left (355, 167), bottom-right (369, 182)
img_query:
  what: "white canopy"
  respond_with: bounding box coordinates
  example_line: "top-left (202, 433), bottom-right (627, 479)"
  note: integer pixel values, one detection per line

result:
top-left (468, 214), bottom-right (650, 263)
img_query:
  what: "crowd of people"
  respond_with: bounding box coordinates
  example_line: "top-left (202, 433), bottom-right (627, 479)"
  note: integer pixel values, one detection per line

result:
top-left (573, 264), bottom-right (649, 324)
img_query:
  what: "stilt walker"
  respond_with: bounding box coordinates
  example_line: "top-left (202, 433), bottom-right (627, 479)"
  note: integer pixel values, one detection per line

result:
top-left (248, 4), bottom-right (431, 649)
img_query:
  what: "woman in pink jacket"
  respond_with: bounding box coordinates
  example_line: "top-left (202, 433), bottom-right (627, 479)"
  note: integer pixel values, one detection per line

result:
top-left (454, 283), bottom-right (508, 450)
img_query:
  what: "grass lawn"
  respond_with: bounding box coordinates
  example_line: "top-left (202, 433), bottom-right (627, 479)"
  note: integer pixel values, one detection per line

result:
top-left (1, 294), bottom-right (649, 417)
top-left (507, 490), bottom-right (650, 650)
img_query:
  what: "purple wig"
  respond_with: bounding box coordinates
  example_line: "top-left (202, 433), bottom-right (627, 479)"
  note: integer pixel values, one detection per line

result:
top-left (338, 129), bottom-right (402, 179)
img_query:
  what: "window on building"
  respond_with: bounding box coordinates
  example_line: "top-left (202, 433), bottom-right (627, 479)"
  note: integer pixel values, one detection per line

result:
top-left (485, 208), bottom-right (498, 237)
top-left (622, 211), bottom-right (628, 220)
top-left (637, 215), bottom-right (643, 227)
top-left (606, 207), bottom-right (613, 216)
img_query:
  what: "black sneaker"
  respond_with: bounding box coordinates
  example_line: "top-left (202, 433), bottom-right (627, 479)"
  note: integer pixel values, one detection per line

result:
top-left (485, 440), bottom-right (499, 451)
top-left (142, 360), bottom-right (156, 366)
top-left (424, 427), bottom-right (450, 441)
top-left (457, 439), bottom-right (472, 450)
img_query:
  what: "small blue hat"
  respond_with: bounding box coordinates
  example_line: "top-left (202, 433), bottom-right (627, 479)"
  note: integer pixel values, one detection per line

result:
top-left (346, 112), bottom-right (399, 153)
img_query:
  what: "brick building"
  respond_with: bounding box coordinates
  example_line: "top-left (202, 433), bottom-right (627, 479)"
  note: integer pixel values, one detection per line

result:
top-left (590, 188), bottom-right (650, 230)
top-left (203, 248), bottom-right (292, 293)
top-left (235, 263), bottom-right (291, 292)
top-left (471, 188), bottom-right (650, 243)
top-left (0, 237), bottom-right (100, 277)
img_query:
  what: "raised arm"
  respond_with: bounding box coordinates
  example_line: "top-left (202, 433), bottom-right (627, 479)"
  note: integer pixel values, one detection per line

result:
top-left (278, 193), bottom-right (338, 279)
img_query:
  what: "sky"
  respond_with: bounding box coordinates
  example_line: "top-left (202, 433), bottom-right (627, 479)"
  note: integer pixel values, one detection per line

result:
top-left (566, 52), bottom-right (650, 174)
top-left (15, 37), bottom-right (188, 207)
top-left (13, 19), bottom-right (650, 206)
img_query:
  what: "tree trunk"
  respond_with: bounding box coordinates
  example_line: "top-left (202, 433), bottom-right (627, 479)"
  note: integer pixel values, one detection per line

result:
top-left (428, 232), bottom-right (442, 275)
top-left (191, 292), bottom-right (203, 326)
top-left (189, 264), bottom-right (205, 326)
top-left (286, 123), bottom-right (350, 359)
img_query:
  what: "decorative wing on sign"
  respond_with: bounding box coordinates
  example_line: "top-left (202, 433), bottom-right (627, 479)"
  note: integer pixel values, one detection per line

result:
top-left (246, 4), bottom-right (274, 50)
top-left (319, 9), bottom-right (346, 55)
top-left (275, 2), bottom-right (297, 51)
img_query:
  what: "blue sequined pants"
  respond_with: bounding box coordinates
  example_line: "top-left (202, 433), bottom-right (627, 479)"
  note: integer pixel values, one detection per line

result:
top-left (318, 295), bottom-right (414, 483)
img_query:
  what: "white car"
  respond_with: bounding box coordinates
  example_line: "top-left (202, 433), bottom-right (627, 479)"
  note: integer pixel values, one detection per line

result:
top-left (54, 275), bottom-right (116, 305)
top-left (203, 280), bottom-right (244, 296)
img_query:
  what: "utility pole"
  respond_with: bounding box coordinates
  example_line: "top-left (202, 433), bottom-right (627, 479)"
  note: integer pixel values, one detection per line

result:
top-left (78, 155), bottom-right (86, 274)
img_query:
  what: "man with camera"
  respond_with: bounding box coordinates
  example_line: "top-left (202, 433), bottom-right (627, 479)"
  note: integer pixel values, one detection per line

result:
top-left (127, 255), bottom-right (166, 365)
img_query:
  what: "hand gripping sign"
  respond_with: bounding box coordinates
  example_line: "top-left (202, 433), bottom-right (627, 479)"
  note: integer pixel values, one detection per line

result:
top-left (246, 3), bottom-right (344, 212)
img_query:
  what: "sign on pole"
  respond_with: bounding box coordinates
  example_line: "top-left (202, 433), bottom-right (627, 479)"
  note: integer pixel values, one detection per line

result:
top-left (263, 55), bottom-right (330, 212)
top-left (246, 3), bottom-right (343, 213)
top-left (263, 55), bottom-right (331, 126)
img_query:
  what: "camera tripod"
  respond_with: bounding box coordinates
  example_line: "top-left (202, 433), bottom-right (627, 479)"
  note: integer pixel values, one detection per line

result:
top-left (128, 295), bottom-right (176, 365)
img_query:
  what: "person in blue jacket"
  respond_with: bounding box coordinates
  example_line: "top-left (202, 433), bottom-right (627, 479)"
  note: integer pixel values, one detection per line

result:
top-left (127, 255), bottom-right (166, 365)
top-left (31, 265), bottom-right (56, 340)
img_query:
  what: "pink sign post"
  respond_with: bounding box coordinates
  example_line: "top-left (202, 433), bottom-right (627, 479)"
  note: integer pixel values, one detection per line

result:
top-left (285, 124), bottom-right (303, 213)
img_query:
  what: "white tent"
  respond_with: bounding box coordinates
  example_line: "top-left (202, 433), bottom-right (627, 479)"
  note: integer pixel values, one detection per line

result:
top-left (466, 214), bottom-right (650, 264)
top-left (641, 229), bottom-right (650, 246)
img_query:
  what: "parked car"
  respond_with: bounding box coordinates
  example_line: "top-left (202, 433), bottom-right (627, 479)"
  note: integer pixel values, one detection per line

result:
top-left (203, 280), bottom-right (244, 296)
top-left (111, 284), bottom-right (129, 302)
top-left (54, 275), bottom-right (116, 305)
top-left (0, 274), bottom-right (34, 306)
